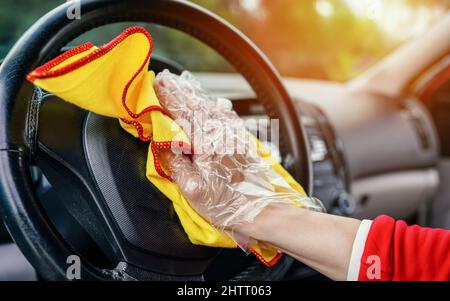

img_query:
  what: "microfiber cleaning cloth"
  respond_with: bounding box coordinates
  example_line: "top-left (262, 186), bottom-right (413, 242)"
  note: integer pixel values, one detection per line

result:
top-left (27, 26), bottom-right (311, 266)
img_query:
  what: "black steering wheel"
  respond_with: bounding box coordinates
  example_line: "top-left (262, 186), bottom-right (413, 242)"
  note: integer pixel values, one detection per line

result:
top-left (0, 0), bottom-right (312, 280)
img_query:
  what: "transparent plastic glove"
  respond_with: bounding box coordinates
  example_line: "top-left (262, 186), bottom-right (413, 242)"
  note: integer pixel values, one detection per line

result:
top-left (156, 70), bottom-right (324, 246)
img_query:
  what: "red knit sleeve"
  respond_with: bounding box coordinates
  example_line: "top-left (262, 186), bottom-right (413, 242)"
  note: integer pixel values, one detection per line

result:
top-left (358, 215), bottom-right (450, 281)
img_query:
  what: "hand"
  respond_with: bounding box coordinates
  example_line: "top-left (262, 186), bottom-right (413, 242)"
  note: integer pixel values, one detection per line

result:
top-left (156, 70), bottom-right (323, 238)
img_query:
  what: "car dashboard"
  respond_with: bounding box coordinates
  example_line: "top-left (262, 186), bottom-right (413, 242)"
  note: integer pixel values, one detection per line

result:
top-left (197, 72), bottom-right (440, 221)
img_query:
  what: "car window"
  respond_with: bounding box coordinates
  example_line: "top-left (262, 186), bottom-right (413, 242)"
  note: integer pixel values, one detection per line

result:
top-left (0, 0), bottom-right (448, 81)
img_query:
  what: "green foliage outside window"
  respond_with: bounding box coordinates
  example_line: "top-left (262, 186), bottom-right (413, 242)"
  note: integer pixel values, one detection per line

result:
top-left (0, 0), bottom-right (448, 81)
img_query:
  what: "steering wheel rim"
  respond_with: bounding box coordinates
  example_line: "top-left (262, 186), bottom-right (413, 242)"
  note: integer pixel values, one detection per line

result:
top-left (0, 0), bottom-right (312, 280)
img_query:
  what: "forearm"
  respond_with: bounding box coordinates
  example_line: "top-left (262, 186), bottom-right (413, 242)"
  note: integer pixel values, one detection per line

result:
top-left (239, 204), bottom-right (361, 280)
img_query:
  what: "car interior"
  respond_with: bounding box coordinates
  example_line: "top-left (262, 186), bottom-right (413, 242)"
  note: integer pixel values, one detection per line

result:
top-left (0, 0), bottom-right (449, 281)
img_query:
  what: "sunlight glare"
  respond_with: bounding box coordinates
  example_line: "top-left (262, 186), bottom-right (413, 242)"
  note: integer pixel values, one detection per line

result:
top-left (240, 0), bottom-right (261, 12)
top-left (344, 0), bottom-right (443, 39)
top-left (315, 0), bottom-right (335, 18)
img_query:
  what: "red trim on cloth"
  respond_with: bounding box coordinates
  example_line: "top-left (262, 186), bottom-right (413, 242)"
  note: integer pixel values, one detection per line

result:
top-left (358, 215), bottom-right (450, 281)
top-left (27, 26), bottom-right (156, 141)
top-left (27, 26), bottom-right (152, 82)
top-left (151, 140), bottom-right (192, 181)
top-left (248, 246), bottom-right (283, 267)
top-left (120, 118), bottom-right (153, 142)
top-left (120, 105), bottom-right (170, 142)
top-left (27, 42), bottom-right (95, 81)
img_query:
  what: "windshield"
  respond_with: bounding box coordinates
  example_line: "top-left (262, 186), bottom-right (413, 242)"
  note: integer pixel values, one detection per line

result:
top-left (0, 0), bottom-right (448, 81)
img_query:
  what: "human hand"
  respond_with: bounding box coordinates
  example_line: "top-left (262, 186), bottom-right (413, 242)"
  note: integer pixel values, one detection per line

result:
top-left (155, 70), bottom-right (323, 240)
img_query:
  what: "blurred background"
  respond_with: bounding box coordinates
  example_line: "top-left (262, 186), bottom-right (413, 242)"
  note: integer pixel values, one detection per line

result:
top-left (0, 0), bottom-right (448, 81)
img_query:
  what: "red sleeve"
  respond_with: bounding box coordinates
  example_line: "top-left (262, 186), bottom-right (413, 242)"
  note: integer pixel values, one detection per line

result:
top-left (358, 215), bottom-right (450, 281)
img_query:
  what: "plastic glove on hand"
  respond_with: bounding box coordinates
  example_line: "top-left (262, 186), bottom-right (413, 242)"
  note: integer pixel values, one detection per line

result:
top-left (155, 70), bottom-right (325, 245)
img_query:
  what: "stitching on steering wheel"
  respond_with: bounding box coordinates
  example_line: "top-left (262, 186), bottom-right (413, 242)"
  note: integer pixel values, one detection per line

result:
top-left (26, 87), bottom-right (44, 156)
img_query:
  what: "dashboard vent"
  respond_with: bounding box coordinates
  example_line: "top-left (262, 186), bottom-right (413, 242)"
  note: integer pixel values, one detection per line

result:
top-left (403, 100), bottom-right (431, 151)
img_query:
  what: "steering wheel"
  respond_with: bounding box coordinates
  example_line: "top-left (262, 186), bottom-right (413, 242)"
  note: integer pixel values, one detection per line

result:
top-left (0, 0), bottom-right (312, 280)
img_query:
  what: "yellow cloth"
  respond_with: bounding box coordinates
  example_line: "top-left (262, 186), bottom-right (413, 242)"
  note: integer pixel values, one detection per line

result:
top-left (27, 26), bottom-right (306, 266)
